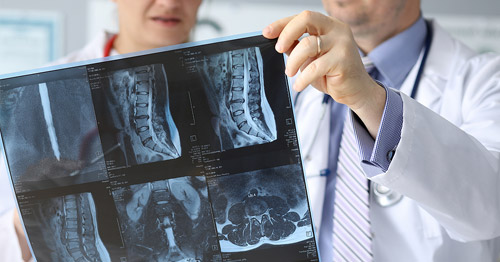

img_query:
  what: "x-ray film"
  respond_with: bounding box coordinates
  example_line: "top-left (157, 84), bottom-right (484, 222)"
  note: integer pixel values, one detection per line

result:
top-left (103, 64), bottom-right (182, 166)
top-left (0, 33), bottom-right (319, 261)
top-left (195, 47), bottom-right (277, 151)
top-left (0, 74), bottom-right (107, 193)
top-left (208, 164), bottom-right (315, 259)
top-left (112, 176), bottom-right (219, 262)
top-left (21, 193), bottom-right (111, 262)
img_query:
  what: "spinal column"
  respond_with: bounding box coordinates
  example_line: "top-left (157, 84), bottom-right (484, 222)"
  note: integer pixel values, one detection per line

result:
top-left (198, 47), bottom-right (277, 150)
top-left (33, 193), bottom-right (110, 261)
top-left (107, 64), bottom-right (181, 165)
top-left (133, 66), bottom-right (180, 160)
top-left (61, 194), bottom-right (105, 261)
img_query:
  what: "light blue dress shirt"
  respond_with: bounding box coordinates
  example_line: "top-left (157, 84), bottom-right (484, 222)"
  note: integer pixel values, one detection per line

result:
top-left (318, 17), bottom-right (428, 260)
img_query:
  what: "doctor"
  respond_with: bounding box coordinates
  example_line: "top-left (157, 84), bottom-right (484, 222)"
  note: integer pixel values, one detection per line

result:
top-left (58, 0), bottom-right (202, 62)
top-left (264, 0), bottom-right (500, 261)
top-left (0, 0), bottom-right (202, 261)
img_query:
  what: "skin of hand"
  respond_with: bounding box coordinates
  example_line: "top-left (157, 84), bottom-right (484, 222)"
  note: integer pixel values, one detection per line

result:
top-left (263, 11), bottom-right (386, 138)
top-left (13, 211), bottom-right (32, 262)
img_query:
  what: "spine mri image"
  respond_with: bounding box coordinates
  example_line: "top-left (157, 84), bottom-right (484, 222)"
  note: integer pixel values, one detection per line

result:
top-left (112, 176), bottom-right (220, 262)
top-left (0, 77), bottom-right (107, 189)
top-left (196, 47), bottom-right (277, 151)
top-left (106, 64), bottom-right (181, 165)
top-left (0, 35), bottom-right (318, 262)
top-left (22, 193), bottom-right (110, 262)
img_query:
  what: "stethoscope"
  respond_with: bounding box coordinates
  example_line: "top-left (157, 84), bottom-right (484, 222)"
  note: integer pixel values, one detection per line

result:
top-left (298, 20), bottom-right (433, 207)
top-left (103, 34), bottom-right (118, 57)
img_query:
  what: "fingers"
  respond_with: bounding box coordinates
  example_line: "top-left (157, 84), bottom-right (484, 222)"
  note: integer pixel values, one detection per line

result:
top-left (299, 57), bottom-right (315, 76)
top-left (285, 35), bottom-right (323, 76)
top-left (262, 15), bottom-right (296, 39)
top-left (276, 11), bottom-right (332, 53)
top-left (265, 10), bottom-right (364, 101)
top-left (285, 40), bottom-right (300, 57)
top-left (263, 11), bottom-right (332, 53)
top-left (293, 54), bottom-right (334, 92)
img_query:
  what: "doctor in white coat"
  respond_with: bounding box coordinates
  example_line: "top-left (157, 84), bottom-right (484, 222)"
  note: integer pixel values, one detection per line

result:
top-left (264, 0), bottom-right (500, 261)
top-left (0, 0), bottom-right (202, 260)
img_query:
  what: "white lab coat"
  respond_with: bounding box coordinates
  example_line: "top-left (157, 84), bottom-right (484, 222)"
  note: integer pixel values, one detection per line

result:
top-left (296, 21), bottom-right (500, 261)
top-left (54, 31), bottom-right (116, 64)
top-left (0, 31), bottom-right (113, 262)
top-left (0, 151), bottom-right (23, 262)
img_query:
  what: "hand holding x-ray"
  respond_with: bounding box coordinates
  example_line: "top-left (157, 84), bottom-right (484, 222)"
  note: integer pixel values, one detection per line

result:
top-left (263, 11), bottom-right (386, 138)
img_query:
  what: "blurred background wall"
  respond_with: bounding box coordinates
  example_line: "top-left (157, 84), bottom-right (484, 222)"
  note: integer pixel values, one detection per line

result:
top-left (0, 0), bottom-right (499, 75)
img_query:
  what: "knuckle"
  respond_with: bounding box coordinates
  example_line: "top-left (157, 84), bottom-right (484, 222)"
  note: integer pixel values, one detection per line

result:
top-left (307, 61), bottom-right (319, 73)
top-left (340, 23), bottom-right (354, 38)
top-left (338, 20), bottom-right (349, 29)
top-left (300, 10), bottom-right (313, 18)
top-left (303, 37), bottom-right (316, 53)
top-left (337, 47), bottom-right (349, 60)
top-left (299, 10), bottom-right (318, 21)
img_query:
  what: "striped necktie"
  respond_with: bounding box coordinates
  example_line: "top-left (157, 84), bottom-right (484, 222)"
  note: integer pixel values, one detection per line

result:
top-left (332, 56), bottom-right (375, 261)
top-left (361, 56), bottom-right (377, 78)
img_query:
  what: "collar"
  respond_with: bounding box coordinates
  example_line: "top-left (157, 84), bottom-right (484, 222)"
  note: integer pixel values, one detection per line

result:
top-left (365, 17), bottom-right (427, 89)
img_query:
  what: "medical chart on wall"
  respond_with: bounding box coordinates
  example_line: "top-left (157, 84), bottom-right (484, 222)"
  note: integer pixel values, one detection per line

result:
top-left (0, 10), bottom-right (62, 75)
top-left (0, 34), bottom-right (319, 262)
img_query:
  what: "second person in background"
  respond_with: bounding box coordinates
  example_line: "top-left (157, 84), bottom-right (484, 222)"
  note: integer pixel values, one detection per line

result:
top-left (64, 0), bottom-right (202, 62)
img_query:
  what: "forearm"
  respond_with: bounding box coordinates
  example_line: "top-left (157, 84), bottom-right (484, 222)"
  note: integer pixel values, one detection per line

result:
top-left (352, 86), bottom-right (404, 174)
top-left (349, 79), bottom-right (387, 139)
top-left (370, 93), bottom-right (500, 241)
top-left (13, 210), bottom-right (32, 261)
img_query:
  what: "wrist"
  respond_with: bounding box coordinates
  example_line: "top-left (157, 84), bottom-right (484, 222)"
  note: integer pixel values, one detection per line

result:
top-left (351, 80), bottom-right (387, 138)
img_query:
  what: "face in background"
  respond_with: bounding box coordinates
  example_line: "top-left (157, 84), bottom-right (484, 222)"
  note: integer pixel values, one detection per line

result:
top-left (113, 0), bottom-right (202, 52)
top-left (322, 0), bottom-right (420, 47)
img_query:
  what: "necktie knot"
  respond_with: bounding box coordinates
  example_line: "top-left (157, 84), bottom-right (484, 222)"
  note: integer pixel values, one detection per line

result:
top-left (361, 56), bottom-right (375, 74)
top-left (362, 56), bottom-right (381, 82)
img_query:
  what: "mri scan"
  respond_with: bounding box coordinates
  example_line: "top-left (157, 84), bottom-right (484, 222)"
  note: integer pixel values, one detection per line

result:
top-left (105, 64), bottom-right (182, 165)
top-left (196, 47), bottom-right (277, 151)
top-left (0, 34), bottom-right (318, 261)
top-left (0, 79), bottom-right (106, 188)
top-left (208, 164), bottom-right (313, 252)
top-left (22, 193), bottom-right (110, 262)
top-left (112, 176), bottom-right (220, 262)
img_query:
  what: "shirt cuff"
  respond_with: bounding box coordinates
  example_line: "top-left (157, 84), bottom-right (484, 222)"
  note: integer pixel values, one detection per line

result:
top-left (351, 85), bottom-right (404, 176)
